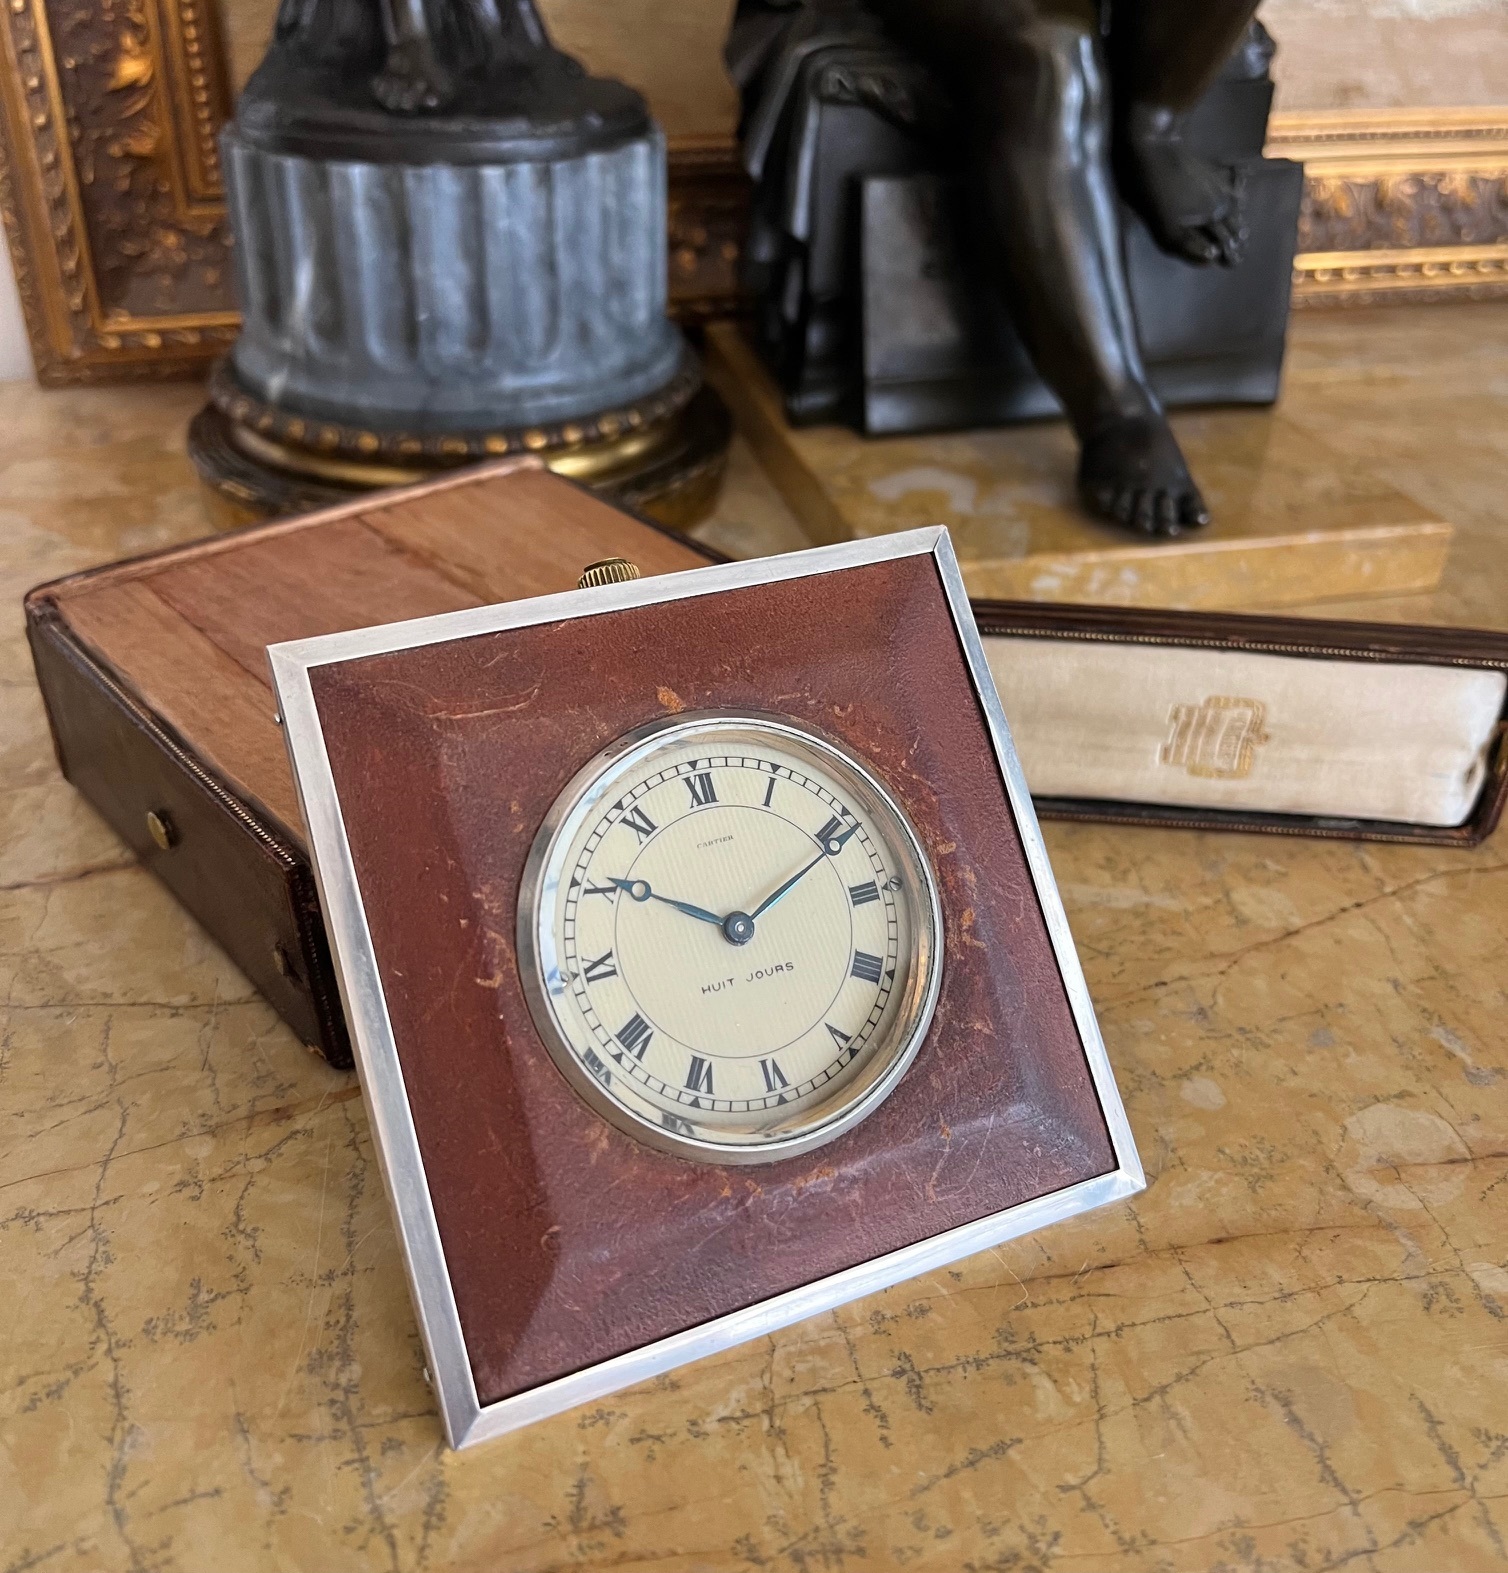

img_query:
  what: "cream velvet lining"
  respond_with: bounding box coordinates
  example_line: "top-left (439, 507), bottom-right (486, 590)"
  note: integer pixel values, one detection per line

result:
top-left (984, 637), bottom-right (1506, 828)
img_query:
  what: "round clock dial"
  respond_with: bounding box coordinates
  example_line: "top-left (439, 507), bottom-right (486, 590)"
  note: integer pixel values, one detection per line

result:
top-left (518, 713), bottom-right (944, 1163)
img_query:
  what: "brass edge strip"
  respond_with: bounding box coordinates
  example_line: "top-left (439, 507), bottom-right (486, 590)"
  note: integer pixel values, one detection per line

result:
top-left (26, 0), bottom-right (106, 335)
top-left (0, 0), bottom-right (81, 365)
top-left (1297, 242), bottom-right (1508, 268)
top-left (1268, 105), bottom-right (1508, 145)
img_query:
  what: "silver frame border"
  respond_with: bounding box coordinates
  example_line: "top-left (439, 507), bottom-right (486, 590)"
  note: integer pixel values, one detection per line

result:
top-left (268, 526), bottom-right (1145, 1451)
top-left (515, 709), bottom-right (946, 1165)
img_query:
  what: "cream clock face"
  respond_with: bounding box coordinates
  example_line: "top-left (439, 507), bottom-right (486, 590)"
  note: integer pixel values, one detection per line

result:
top-left (519, 713), bottom-right (944, 1164)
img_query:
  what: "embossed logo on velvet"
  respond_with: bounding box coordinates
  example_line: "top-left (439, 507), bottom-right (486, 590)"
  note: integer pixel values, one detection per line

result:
top-left (1160, 697), bottom-right (1271, 780)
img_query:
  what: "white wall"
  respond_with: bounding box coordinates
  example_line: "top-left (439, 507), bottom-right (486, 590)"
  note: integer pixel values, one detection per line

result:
top-left (1265, 0), bottom-right (1508, 111)
top-left (222, 0), bottom-right (740, 140)
top-left (221, 0), bottom-right (1508, 133)
top-left (0, 244), bottom-right (33, 382)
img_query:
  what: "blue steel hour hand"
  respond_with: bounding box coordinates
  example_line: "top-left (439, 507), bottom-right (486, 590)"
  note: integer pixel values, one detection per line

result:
top-left (609, 877), bottom-right (724, 928)
top-left (749, 819), bottom-right (861, 920)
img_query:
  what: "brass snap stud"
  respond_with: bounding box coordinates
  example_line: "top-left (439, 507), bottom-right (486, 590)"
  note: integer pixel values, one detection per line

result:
top-left (145, 809), bottom-right (177, 851)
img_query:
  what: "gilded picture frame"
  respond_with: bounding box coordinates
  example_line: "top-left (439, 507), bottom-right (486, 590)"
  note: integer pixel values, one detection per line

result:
top-left (0, 0), bottom-right (241, 383)
top-left (1269, 107), bottom-right (1508, 307)
top-left (1, 0), bottom-right (1504, 383)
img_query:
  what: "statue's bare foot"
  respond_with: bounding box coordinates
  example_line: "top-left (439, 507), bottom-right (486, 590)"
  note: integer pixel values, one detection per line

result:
top-left (1078, 409), bottom-right (1210, 537)
top-left (1119, 103), bottom-right (1247, 267)
top-left (371, 39), bottom-right (456, 113)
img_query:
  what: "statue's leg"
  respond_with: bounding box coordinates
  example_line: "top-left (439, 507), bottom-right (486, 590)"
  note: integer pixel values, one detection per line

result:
top-left (1109, 0), bottom-right (1263, 266)
top-left (872, 0), bottom-right (1207, 534)
top-left (371, 0), bottom-right (457, 113)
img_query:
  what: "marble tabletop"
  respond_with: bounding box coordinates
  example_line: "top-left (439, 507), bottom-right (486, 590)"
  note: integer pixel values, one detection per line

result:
top-left (2, 305), bottom-right (1506, 1573)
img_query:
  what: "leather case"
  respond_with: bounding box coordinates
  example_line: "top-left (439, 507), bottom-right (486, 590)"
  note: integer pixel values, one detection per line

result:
top-left (24, 460), bottom-right (722, 1067)
top-left (25, 465), bottom-right (1505, 1071)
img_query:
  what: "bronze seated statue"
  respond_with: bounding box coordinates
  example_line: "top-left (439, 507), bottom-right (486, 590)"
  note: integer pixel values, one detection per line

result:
top-left (728, 0), bottom-right (1303, 537)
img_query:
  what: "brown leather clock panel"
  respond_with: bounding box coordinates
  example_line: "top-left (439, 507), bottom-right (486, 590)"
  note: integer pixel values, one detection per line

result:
top-left (308, 551), bottom-right (1115, 1406)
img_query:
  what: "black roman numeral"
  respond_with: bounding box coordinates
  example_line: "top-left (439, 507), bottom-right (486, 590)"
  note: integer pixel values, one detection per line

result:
top-left (581, 881), bottom-right (617, 900)
top-left (582, 1046), bottom-right (611, 1085)
top-left (685, 771), bottom-right (717, 807)
top-left (816, 815), bottom-right (859, 855)
top-left (763, 771), bottom-right (777, 808)
top-left (616, 1012), bottom-right (654, 1059)
top-left (849, 880), bottom-right (880, 907)
top-left (618, 804), bottom-right (657, 842)
top-left (685, 1056), bottom-right (714, 1096)
top-left (826, 1024), bottom-right (852, 1049)
top-left (582, 950), bottom-right (617, 984)
top-left (851, 951), bottom-right (884, 985)
top-left (760, 1058), bottom-right (789, 1093)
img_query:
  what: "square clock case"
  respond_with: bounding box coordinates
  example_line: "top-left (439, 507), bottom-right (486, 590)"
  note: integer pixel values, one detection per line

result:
top-left (269, 527), bottom-right (1142, 1448)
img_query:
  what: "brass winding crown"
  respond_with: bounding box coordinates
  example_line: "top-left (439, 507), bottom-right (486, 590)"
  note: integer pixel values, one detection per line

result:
top-left (578, 558), bottom-right (642, 590)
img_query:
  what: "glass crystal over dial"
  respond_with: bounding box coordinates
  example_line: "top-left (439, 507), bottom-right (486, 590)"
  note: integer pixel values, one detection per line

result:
top-left (518, 713), bottom-right (945, 1164)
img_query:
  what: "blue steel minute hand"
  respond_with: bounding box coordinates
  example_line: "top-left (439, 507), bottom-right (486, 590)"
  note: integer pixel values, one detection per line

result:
top-left (609, 877), bottom-right (724, 927)
top-left (749, 820), bottom-right (861, 920)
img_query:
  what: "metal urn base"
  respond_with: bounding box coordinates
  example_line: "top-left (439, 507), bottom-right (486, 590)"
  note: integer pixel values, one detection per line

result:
top-left (210, 8), bottom-right (718, 531)
top-left (187, 360), bottom-right (732, 532)
top-left (222, 123), bottom-right (687, 435)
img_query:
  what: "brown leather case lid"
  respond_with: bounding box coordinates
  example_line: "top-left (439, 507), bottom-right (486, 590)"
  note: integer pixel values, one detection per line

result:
top-left (308, 552), bottom-right (1116, 1408)
top-left (21, 461), bottom-right (725, 1066)
top-left (28, 460), bottom-right (721, 843)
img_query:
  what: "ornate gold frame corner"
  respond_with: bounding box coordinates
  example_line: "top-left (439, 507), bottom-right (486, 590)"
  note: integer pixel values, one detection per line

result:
top-left (0, 0), bottom-right (241, 383)
top-left (1269, 106), bottom-right (1508, 308)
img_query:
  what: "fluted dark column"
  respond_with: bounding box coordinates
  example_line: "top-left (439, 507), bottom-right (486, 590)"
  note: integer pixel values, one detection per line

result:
top-left (222, 124), bottom-right (685, 433)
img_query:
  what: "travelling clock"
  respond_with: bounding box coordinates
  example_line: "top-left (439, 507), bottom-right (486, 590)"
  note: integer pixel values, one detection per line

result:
top-left (519, 713), bottom-right (944, 1163)
top-left (271, 518), bottom-right (1141, 1451)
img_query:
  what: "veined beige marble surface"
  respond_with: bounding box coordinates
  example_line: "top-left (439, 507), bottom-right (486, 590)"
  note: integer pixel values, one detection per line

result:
top-left (2, 306), bottom-right (1507, 1572)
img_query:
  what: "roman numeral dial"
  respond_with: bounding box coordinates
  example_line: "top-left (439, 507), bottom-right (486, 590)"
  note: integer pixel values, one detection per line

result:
top-left (618, 805), bottom-right (657, 842)
top-left (527, 715), bottom-right (942, 1164)
top-left (616, 1012), bottom-right (653, 1060)
top-left (851, 950), bottom-right (884, 985)
top-left (581, 950), bottom-right (617, 984)
top-left (685, 771), bottom-right (717, 807)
